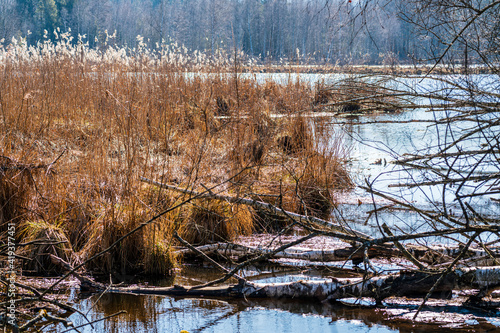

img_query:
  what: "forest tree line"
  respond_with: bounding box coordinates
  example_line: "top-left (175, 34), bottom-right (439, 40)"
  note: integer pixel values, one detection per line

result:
top-left (0, 0), bottom-right (482, 65)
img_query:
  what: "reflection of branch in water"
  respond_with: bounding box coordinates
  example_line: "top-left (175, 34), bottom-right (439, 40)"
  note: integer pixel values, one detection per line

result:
top-left (191, 306), bottom-right (241, 333)
top-left (59, 311), bottom-right (126, 333)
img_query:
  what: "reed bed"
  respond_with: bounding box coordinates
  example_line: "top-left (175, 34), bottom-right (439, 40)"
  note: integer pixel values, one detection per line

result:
top-left (0, 35), bottom-right (353, 277)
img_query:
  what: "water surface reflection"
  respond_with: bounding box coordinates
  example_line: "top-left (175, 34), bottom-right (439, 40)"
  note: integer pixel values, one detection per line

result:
top-left (71, 293), bottom-right (396, 333)
top-left (69, 292), bottom-right (499, 333)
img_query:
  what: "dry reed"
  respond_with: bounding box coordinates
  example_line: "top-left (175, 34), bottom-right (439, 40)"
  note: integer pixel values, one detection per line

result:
top-left (179, 199), bottom-right (254, 245)
top-left (0, 34), bottom-right (353, 276)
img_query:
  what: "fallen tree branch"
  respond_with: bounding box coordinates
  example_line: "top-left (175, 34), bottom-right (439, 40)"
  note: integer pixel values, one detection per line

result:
top-left (19, 309), bottom-right (46, 331)
top-left (175, 240), bottom-right (500, 268)
top-left (49, 254), bottom-right (105, 291)
top-left (176, 241), bottom-right (398, 263)
top-left (413, 231), bottom-right (479, 319)
top-left (140, 177), bottom-right (372, 241)
top-left (173, 232), bottom-right (247, 283)
top-left (105, 266), bottom-right (500, 307)
top-left (189, 232), bottom-right (322, 290)
top-left (381, 223), bottom-right (428, 271)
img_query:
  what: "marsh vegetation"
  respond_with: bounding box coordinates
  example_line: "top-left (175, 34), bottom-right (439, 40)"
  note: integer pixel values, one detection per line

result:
top-left (1, 0), bottom-right (500, 330)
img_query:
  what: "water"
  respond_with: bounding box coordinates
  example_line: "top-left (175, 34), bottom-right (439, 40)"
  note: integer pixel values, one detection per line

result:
top-left (66, 288), bottom-right (500, 332)
top-left (321, 75), bottom-right (500, 240)
top-left (69, 294), bottom-right (401, 333)
top-left (65, 74), bottom-right (499, 333)
top-left (331, 106), bottom-right (500, 241)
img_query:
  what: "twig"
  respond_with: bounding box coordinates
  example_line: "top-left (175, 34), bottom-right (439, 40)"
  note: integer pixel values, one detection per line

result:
top-left (381, 223), bottom-right (428, 271)
top-left (58, 311), bottom-right (126, 333)
top-left (46, 148), bottom-right (67, 176)
top-left (174, 232), bottom-right (247, 283)
top-left (19, 309), bottom-right (46, 331)
top-left (413, 231), bottom-right (479, 319)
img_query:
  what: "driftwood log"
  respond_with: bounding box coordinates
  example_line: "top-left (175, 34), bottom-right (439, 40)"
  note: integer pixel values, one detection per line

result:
top-left (46, 251), bottom-right (500, 309)
top-left (175, 241), bottom-right (500, 267)
top-left (175, 242), bottom-right (397, 263)
top-left (103, 266), bottom-right (500, 305)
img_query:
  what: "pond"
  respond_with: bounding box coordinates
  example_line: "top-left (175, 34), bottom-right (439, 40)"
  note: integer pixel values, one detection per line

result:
top-left (65, 264), bottom-right (500, 333)
top-left (61, 74), bottom-right (499, 333)
top-left (66, 264), bottom-right (500, 333)
top-left (71, 295), bottom-right (401, 333)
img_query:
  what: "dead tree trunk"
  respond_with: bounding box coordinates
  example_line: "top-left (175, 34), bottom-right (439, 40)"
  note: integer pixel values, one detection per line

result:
top-left (105, 267), bottom-right (500, 305)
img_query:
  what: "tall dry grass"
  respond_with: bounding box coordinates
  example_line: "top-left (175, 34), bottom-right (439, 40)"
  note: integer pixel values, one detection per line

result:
top-left (0, 34), bottom-right (352, 277)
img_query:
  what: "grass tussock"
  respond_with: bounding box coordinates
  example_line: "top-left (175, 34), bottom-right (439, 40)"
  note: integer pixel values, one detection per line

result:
top-left (0, 36), bottom-right (353, 277)
top-left (252, 128), bottom-right (352, 226)
top-left (296, 150), bottom-right (352, 218)
top-left (143, 241), bottom-right (177, 276)
top-left (80, 198), bottom-right (177, 276)
top-left (179, 199), bottom-right (254, 245)
top-left (21, 220), bottom-right (75, 275)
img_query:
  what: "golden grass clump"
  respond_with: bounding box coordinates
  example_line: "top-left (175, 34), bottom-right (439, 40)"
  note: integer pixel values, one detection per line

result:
top-left (80, 199), bottom-right (177, 276)
top-left (293, 125), bottom-right (353, 218)
top-left (277, 115), bottom-right (312, 155)
top-left (80, 207), bottom-right (139, 275)
top-left (21, 220), bottom-right (75, 275)
top-left (143, 241), bottom-right (177, 276)
top-left (295, 151), bottom-right (352, 218)
top-left (250, 118), bottom-right (352, 229)
top-left (250, 149), bottom-right (352, 229)
top-left (261, 80), bottom-right (313, 114)
top-left (49, 198), bottom-right (95, 252)
top-left (179, 199), bottom-right (254, 245)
